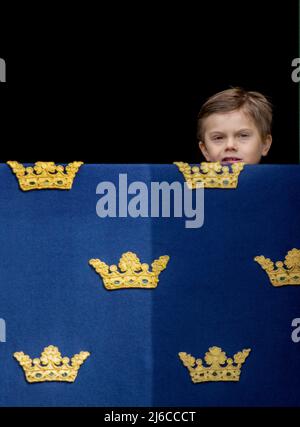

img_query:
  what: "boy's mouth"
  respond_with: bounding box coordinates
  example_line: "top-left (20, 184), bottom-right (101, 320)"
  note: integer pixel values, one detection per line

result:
top-left (221, 157), bottom-right (243, 163)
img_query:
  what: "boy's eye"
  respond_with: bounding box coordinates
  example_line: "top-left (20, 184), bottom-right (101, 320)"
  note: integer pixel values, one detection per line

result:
top-left (212, 136), bottom-right (223, 141)
top-left (240, 133), bottom-right (250, 138)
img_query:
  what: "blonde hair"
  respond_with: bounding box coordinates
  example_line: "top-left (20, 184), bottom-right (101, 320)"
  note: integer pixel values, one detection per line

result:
top-left (197, 87), bottom-right (273, 141)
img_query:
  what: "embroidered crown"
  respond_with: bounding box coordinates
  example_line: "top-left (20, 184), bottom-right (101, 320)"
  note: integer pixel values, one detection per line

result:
top-left (178, 346), bottom-right (251, 383)
top-left (14, 345), bottom-right (90, 383)
top-left (254, 248), bottom-right (300, 287)
top-left (89, 251), bottom-right (170, 290)
top-left (7, 161), bottom-right (83, 191)
top-left (174, 161), bottom-right (244, 189)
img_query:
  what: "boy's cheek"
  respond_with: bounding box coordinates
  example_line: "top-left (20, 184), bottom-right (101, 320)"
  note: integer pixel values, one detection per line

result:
top-left (199, 142), bottom-right (210, 160)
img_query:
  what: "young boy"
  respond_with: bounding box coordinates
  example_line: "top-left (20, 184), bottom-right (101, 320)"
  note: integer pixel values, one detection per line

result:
top-left (197, 87), bottom-right (273, 164)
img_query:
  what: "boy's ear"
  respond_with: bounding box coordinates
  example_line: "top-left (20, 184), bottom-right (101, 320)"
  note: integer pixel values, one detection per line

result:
top-left (262, 135), bottom-right (272, 156)
top-left (199, 141), bottom-right (210, 161)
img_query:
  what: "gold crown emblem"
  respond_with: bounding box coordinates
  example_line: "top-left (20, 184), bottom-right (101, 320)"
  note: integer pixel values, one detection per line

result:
top-left (174, 161), bottom-right (244, 189)
top-left (254, 248), bottom-right (300, 287)
top-left (89, 251), bottom-right (170, 290)
top-left (178, 346), bottom-right (251, 383)
top-left (7, 161), bottom-right (83, 191)
top-left (14, 345), bottom-right (90, 383)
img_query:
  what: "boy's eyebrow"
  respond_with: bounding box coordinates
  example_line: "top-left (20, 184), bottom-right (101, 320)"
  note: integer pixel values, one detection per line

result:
top-left (208, 128), bottom-right (253, 136)
top-left (208, 131), bottom-right (225, 136)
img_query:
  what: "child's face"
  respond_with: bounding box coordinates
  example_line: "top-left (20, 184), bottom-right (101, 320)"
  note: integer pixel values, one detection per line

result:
top-left (199, 109), bottom-right (272, 164)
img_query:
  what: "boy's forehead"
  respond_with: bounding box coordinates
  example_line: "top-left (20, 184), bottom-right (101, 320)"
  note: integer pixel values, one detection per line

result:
top-left (203, 109), bottom-right (256, 133)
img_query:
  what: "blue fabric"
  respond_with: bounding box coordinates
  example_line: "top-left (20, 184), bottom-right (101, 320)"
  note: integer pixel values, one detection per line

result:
top-left (0, 163), bottom-right (299, 407)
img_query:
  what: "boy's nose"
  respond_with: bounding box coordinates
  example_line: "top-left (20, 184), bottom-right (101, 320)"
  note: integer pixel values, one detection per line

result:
top-left (225, 138), bottom-right (238, 150)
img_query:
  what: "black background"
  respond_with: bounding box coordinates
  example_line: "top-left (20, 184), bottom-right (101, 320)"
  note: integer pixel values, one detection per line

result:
top-left (0, 2), bottom-right (299, 164)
